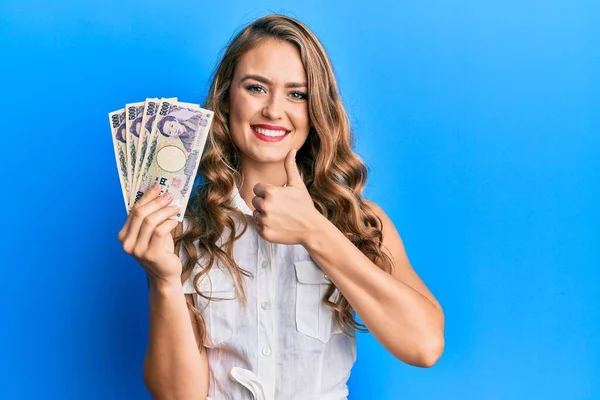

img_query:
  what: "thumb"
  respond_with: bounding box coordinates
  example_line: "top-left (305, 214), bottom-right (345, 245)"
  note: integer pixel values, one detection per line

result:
top-left (284, 149), bottom-right (303, 187)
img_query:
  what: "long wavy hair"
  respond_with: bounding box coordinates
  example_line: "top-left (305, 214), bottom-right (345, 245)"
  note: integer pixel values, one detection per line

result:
top-left (178, 14), bottom-right (394, 345)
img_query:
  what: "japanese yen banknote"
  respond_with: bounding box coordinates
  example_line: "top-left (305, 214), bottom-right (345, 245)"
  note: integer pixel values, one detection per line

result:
top-left (108, 98), bottom-right (213, 221)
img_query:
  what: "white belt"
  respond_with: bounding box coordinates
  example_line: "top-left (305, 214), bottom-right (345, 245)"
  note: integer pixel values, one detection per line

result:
top-left (207, 367), bottom-right (349, 400)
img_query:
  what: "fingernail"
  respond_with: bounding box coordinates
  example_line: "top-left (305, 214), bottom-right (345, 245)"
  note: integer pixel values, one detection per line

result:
top-left (153, 183), bottom-right (160, 190)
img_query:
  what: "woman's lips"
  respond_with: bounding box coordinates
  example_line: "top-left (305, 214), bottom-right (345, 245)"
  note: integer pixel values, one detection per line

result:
top-left (251, 126), bottom-right (290, 142)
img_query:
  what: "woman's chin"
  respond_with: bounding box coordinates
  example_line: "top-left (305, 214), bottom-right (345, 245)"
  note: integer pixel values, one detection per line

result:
top-left (247, 149), bottom-right (288, 164)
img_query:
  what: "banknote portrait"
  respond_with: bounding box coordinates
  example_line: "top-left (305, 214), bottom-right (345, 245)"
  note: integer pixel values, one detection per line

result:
top-left (115, 123), bottom-right (126, 143)
top-left (129, 115), bottom-right (143, 138)
top-left (144, 114), bottom-right (157, 135)
top-left (156, 109), bottom-right (202, 152)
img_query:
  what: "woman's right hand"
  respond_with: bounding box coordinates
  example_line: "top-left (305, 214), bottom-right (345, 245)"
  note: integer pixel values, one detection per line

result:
top-left (118, 183), bottom-right (183, 284)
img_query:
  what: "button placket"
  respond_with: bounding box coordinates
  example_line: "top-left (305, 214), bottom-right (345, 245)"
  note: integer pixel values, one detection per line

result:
top-left (256, 237), bottom-right (276, 400)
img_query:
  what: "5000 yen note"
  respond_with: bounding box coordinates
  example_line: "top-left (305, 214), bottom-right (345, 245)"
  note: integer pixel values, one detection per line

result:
top-left (134, 97), bottom-right (177, 203)
top-left (108, 109), bottom-right (129, 209)
top-left (134, 100), bottom-right (213, 221)
top-left (130, 98), bottom-right (159, 206)
top-left (125, 102), bottom-right (144, 206)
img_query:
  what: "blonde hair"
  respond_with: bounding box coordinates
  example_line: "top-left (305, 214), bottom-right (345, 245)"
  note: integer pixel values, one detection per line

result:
top-left (178, 13), bottom-right (394, 345)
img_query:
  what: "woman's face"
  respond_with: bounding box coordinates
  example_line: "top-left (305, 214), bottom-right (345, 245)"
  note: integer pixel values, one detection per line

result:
top-left (228, 38), bottom-right (310, 164)
top-left (162, 119), bottom-right (184, 137)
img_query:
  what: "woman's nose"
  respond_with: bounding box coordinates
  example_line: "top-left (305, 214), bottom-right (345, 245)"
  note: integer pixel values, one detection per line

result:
top-left (262, 92), bottom-right (284, 120)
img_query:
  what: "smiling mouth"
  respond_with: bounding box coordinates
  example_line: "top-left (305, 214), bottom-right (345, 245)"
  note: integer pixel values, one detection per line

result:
top-left (251, 125), bottom-right (290, 142)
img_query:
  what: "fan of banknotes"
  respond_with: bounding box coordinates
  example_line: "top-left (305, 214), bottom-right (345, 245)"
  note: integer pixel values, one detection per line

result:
top-left (108, 98), bottom-right (214, 222)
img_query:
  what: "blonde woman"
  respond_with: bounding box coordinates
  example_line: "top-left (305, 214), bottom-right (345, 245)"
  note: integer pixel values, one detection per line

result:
top-left (118, 14), bottom-right (445, 400)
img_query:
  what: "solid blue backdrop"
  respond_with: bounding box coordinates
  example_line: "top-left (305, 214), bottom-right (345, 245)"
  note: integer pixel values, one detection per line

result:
top-left (1, 1), bottom-right (598, 399)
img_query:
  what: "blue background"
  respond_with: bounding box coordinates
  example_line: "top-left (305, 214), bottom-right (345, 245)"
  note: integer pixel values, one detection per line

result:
top-left (1, 1), bottom-right (598, 399)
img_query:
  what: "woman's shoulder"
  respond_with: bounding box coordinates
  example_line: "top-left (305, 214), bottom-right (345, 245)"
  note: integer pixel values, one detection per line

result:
top-left (361, 198), bottom-right (399, 235)
top-left (362, 198), bottom-right (386, 218)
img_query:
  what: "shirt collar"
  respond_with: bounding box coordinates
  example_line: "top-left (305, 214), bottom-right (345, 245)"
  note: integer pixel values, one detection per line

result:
top-left (231, 183), bottom-right (253, 216)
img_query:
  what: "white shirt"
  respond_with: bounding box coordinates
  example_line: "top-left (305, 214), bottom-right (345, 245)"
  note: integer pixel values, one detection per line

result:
top-left (182, 185), bottom-right (356, 400)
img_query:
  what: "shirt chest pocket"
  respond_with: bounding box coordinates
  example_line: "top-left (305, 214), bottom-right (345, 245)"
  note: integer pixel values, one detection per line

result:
top-left (294, 260), bottom-right (342, 343)
top-left (193, 267), bottom-right (237, 348)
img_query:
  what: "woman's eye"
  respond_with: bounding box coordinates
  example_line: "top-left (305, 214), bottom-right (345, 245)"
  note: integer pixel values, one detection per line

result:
top-left (290, 91), bottom-right (308, 100)
top-left (246, 85), bottom-right (266, 93)
top-left (245, 85), bottom-right (306, 100)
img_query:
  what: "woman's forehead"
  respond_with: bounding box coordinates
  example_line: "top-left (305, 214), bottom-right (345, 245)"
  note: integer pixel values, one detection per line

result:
top-left (235, 39), bottom-right (306, 83)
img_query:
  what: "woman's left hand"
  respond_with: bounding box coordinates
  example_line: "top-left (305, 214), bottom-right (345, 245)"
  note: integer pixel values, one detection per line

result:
top-left (252, 149), bottom-right (324, 245)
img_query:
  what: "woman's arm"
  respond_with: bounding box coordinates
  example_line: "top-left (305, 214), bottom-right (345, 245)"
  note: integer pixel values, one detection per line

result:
top-left (302, 200), bottom-right (445, 367)
top-left (117, 183), bottom-right (209, 398)
top-left (143, 278), bottom-right (209, 399)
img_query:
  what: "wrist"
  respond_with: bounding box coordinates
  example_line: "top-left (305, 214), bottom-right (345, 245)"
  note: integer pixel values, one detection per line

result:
top-left (147, 274), bottom-right (183, 294)
top-left (301, 211), bottom-right (330, 249)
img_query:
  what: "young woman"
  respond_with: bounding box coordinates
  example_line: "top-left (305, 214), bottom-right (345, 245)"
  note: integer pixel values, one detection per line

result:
top-left (118, 14), bottom-right (445, 400)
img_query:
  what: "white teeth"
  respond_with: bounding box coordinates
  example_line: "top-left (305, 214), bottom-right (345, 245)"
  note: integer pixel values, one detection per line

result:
top-left (254, 127), bottom-right (288, 137)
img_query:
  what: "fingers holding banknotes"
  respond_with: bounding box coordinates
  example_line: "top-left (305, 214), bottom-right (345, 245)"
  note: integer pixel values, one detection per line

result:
top-left (118, 183), bottom-right (182, 282)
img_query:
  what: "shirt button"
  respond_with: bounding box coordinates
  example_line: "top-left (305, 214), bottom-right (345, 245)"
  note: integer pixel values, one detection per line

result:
top-left (261, 260), bottom-right (270, 269)
top-left (261, 301), bottom-right (271, 310)
top-left (262, 347), bottom-right (271, 356)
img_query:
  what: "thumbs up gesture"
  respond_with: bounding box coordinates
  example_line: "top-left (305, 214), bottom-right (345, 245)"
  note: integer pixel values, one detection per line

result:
top-left (251, 149), bottom-right (324, 245)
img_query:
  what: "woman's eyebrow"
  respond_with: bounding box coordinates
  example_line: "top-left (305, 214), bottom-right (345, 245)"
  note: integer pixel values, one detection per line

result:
top-left (240, 74), bottom-right (307, 88)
